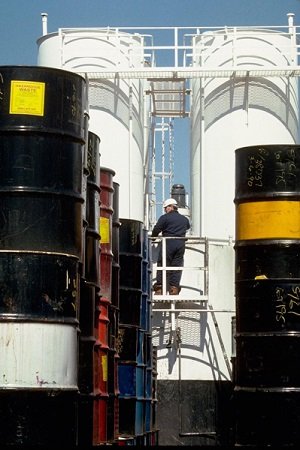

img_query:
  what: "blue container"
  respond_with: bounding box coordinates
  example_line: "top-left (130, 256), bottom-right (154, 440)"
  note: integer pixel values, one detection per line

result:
top-left (118, 363), bottom-right (145, 398)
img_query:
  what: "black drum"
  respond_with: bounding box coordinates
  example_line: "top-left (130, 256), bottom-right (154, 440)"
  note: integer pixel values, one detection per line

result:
top-left (0, 66), bottom-right (87, 446)
top-left (0, 66), bottom-right (86, 140)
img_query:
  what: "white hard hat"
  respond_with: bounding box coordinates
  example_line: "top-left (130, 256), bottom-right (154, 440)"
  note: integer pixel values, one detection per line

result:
top-left (163, 198), bottom-right (177, 208)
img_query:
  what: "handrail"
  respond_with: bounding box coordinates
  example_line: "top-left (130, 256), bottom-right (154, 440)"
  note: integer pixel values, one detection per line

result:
top-left (150, 235), bottom-right (209, 298)
top-left (150, 235), bottom-right (234, 378)
top-left (150, 235), bottom-right (234, 305)
top-left (56, 18), bottom-right (300, 70)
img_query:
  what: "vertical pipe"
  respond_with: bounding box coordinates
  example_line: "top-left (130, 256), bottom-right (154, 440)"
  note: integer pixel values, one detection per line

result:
top-left (41, 13), bottom-right (48, 36)
top-left (287, 13), bottom-right (296, 65)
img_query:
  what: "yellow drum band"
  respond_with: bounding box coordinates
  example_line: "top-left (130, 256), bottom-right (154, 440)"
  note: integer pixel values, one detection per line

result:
top-left (236, 200), bottom-right (300, 240)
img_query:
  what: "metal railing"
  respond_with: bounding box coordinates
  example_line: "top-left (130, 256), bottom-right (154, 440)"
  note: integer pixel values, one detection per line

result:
top-left (150, 235), bottom-right (209, 302)
top-left (150, 235), bottom-right (236, 310)
top-left (52, 15), bottom-right (300, 78)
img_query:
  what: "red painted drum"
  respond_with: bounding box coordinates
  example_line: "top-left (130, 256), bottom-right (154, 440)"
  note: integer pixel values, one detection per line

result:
top-left (93, 396), bottom-right (108, 444)
top-left (93, 167), bottom-right (115, 445)
top-left (98, 296), bottom-right (110, 347)
top-left (93, 344), bottom-right (109, 444)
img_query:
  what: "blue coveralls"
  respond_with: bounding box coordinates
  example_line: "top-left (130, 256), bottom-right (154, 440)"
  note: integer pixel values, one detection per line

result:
top-left (152, 210), bottom-right (190, 289)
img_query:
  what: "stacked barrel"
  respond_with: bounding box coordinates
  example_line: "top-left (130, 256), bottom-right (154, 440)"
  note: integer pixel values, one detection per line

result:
top-left (116, 220), bottom-right (139, 442)
top-left (142, 228), bottom-right (158, 445)
top-left (151, 346), bottom-right (159, 445)
top-left (0, 66), bottom-right (86, 445)
top-left (234, 144), bottom-right (300, 446)
top-left (93, 167), bottom-right (115, 444)
top-left (78, 131), bottom-right (101, 445)
top-left (118, 219), bottom-right (144, 443)
top-left (107, 180), bottom-right (121, 443)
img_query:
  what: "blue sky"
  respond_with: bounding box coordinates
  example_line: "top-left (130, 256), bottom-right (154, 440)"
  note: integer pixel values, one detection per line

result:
top-left (1, 0), bottom-right (299, 66)
top-left (0, 0), bottom-right (299, 192)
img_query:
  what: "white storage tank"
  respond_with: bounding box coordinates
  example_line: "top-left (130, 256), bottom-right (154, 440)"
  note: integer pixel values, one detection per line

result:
top-left (190, 20), bottom-right (299, 239)
top-left (37, 27), bottom-right (149, 222)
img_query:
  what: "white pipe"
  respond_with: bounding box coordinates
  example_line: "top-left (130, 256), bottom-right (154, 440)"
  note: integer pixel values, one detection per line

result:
top-left (174, 27), bottom-right (178, 67)
top-left (41, 13), bottom-right (48, 36)
top-left (287, 12), bottom-right (295, 29)
top-left (287, 13), bottom-right (296, 65)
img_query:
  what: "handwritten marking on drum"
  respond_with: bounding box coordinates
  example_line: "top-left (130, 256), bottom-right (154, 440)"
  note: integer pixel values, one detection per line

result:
top-left (247, 147), bottom-right (268, 187)
top-left (275, 285), bottom-right (300, 323)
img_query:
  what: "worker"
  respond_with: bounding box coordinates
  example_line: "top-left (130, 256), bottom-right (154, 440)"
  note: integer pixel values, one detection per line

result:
top-left (152, 198), bottom-right (190, 295)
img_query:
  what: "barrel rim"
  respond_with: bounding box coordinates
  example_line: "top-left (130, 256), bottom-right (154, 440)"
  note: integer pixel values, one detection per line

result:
top-left (235, 143), bottom-right (300, 153)
top-left (0, 64), bottom-right (87, 82)
top-left (234, 238), bottom-right (300, 246)
top-left (100, 166), bottom-right (116, 176)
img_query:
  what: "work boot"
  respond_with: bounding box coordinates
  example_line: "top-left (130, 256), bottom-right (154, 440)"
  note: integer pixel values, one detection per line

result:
top-left (153, 284), bottom-right (162, 295)
top-left (169, 286), bottom-right (180, 295)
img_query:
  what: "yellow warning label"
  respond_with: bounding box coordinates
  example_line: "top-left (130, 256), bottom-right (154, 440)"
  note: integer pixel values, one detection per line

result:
top-left (101, 355), bottom-right (108, 382)
top-left (9, 80), bottom-right (45, 116)
top-left (100, 217), bottom-right (110, 244)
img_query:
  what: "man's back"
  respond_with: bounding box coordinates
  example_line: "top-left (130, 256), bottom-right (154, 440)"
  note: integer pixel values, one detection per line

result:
top-left (152, 210), bottom-right (190, 238)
